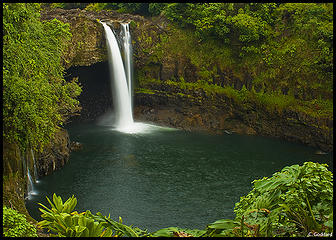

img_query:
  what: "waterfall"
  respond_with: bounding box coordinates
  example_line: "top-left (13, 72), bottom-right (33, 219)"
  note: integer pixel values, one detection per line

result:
top-left (121, 23), bottom-right (133, 110)
top-left (100, 21), bottom-right (166, 134)
top-left (22, 150), bottom-right (38, 199)
top-left (31, 149), bottom-right (39, 183)
top-left (101, 22), bottom-right (133, 130)
top-left (26, 167), bottom-right (38, 199)
top-left (27, 168), bottom-right (34, 195)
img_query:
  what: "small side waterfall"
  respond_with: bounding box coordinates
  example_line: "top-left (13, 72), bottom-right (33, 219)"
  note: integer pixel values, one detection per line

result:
top-left (102, 22), bottom-right (134, 130)
top-left (22, 150), bottom-right (39, 199)
top-left (27, 169), bottom-right (35, 195)
top-left (31, 149), bottom-right (39, 183)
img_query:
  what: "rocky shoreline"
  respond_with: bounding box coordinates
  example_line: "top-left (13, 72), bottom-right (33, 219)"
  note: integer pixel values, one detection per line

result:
top-left (3, 128), bottom-right (72, 236)
top-left (2, 7), bottom-right (333, 237)
top-left (133, 89), bottom-right (333, 153)
top-left (41, 7), bottom-right (332, 152)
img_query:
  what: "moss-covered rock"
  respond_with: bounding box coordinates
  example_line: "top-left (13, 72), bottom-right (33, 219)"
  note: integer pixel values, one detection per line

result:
top-left (40, 8), bottom-right (332, 152)
top-left (134, 82), bottom-right (332, 152)
top-left (36, 128), bottom-right (71, 177)
top-left (2, 174), bottom-right (49, 236)
top-left (3, 140), bottom-right (23, 178)
top-left (41, 8), bottom-right (107, 69)
top-left (2, 127), bottom-right (71, 236)
top-left (3, 174), bottom-right (29, 221)
top-left (40, 8), bottom-right (167, 71)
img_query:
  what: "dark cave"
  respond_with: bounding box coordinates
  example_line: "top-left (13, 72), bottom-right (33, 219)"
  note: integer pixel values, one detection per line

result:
top-left (64, 61), bottom-right (113, 124)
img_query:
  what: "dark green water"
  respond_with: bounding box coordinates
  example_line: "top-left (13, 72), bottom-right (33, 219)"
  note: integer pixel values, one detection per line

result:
top-left (25, 122), bottom-right (333, 231)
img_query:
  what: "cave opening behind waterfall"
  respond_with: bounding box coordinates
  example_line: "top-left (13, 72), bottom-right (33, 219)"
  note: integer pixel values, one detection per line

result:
top-left (64, 62), bottom-right (113, 124)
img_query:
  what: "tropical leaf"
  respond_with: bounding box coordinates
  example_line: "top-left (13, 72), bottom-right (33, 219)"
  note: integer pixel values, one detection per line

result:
top-left (207, 219), bottom-right (240, 230)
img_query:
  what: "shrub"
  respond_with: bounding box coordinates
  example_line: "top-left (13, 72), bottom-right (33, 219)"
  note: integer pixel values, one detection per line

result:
top-left (3, 206), bottom-right (38, 237)
top-left (38, 162), bottom-right (332, 237)
top-left (233, 162), bottom-right (333, 237)
top-left (3, 3), bottom-right (82, 152)
top-left (38, 193), bottom-right (149, 237)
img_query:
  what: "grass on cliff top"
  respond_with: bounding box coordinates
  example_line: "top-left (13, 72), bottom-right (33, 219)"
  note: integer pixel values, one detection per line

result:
top-left (137, 78), bottom-right (333, 120)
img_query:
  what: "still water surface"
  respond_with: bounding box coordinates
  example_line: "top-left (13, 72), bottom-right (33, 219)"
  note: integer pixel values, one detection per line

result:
top-left (25, 122), bottom-right (333, 231)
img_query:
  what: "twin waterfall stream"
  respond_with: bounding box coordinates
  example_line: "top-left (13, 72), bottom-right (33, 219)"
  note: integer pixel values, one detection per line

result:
top-left (101, 22), bottom-right (133, 130)
top-left (25, 21), bottom-right (161, 200)
top-left (101, 20), bottom-right (159, 135)
top-left (101, 21), bottom-right (159, 134)
top-left (23, 19), bottom-right (333, 233)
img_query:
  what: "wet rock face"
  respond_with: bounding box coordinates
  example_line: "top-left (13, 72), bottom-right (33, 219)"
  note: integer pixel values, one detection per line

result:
top-left (64, 62), bottom-right (113, 123)
top-left (2, 128), bottom-right (71, 223)
top-left (253, 109), bottom-right (333, 152)
top-left (133, 86), bottom-right (333, 152)
top-left (133, 90), bottom-right (257, 136)
top-left (40, 8), bottom-right (165, 70)
top-left (3, 129), bottom-right (71, 180)
top-left (36, 128), bottom-right (71, 177)
top-left (41, 8), bottom-right (107, 69)
top-left (41, 8), bottom-right (332, 152)
top-left (2, 173), bottom-right (36, 224)
top-left (3, 141), bottom-right (23, 177)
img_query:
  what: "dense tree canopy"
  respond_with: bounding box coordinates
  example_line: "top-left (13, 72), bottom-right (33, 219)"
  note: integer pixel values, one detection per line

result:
top-left (82, 3), bottom-right (333, 102)
top-left (161, 3), bottom-right (333, 100)
top-left (3, 3), bottom-right (332, 151)
top-left (3, 3), bottom-right (82, 152)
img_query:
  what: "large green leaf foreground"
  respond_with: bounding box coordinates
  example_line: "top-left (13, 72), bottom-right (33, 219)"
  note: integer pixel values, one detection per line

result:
top-left (36, 162), bottom-right (332, 237)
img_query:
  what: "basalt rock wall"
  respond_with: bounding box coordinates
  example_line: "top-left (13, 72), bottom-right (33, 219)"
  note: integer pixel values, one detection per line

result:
top-left (134, 89), bottom-right (333, 152)
top-left (40, 8), bottom-right (166, 69)
top-left (3, 128), bottom-right (71, 232)
top-left (3, 129), bottom-right (71, 188)
top-left (40, 8), bottom-right (332, 152)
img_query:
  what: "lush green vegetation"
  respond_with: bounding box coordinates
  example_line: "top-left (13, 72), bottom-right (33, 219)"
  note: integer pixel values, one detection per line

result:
top-left (37, 193), bottom-right (150, 237)
top-left (83, 3), bottom-right (333, 101)
top-left (233, 162), bottom-right (333, 237)
top-left (3, 3), bottom-right (332, 237)
top-left (39, 3), bottom-right (333, 123)
top-left (3, 3), bottom-right (82, 152)
top-left (81, 3), bottom-right (333, 119)
top-left (3, 206), bottom-right (38, 237)
top-left (138, 77), bottom-right (332, 119)
top-left (34, 162), bottom-right (332, 237)
top-left (38, 3), bottom-right (333, 119)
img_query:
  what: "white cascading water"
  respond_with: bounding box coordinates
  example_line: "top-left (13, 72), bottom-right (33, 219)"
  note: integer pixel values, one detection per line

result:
top-left (121, 23), bottom-right (133, 110)
top-left (102, 22), bottom-right (134, 130)
top-left (31, 149), bottom-right (39, 183)
top-left (101, 21), bottom-right (175, 134)
top-left (27, 169), bottom-right (34, 194)
top-left (21, 154), bottom-right (31, 199)
top-left (24, 150), bottom-right (38, 199)
top-left (27, 167), bottom-right (38, 199)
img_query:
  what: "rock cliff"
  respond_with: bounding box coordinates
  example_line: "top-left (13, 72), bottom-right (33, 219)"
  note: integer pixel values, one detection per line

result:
top-left (3, 128), bottom-right (71, 235)
top-left (40, 8), bottom-right (166, 69)
top-left (2, 7), bottom-right (332, 232)
top-left (134, 85), bottom-right (333, 152)
top-left (41, 8), bottom-right (332, 152)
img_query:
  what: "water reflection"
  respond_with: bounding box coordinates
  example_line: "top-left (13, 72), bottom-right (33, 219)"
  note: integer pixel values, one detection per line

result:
top-left (25, 123), bottom-right (333, 232)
